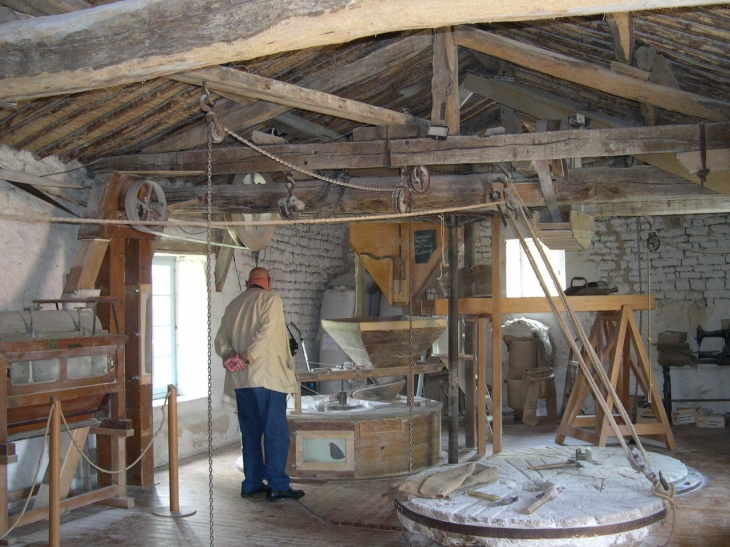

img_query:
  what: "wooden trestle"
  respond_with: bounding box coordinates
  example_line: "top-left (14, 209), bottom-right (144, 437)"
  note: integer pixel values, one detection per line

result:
top-left (556, 305), bottom-right (676, 450)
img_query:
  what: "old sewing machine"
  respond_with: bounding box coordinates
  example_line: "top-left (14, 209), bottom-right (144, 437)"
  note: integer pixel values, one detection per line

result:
top-left (0, 303), bottom-right (132, 538)
top-left (696, 323), bottom-right (730, 366)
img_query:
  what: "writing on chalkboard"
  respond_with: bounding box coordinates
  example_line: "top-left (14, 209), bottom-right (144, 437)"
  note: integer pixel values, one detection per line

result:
top-left (414, 229), bottom-right (437, 264)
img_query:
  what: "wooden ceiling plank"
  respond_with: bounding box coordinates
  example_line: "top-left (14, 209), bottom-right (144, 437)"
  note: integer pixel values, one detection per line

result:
top-left (147, 32), bottom-right (432, 153)
top-left (1, 0), bottom-right (725, 102)
top-left (175, 66), bottom-right (427, 128)
top-left (97, 121), bottom-right (730, 175)
top-left (454, 25), bottom-right (730, 122)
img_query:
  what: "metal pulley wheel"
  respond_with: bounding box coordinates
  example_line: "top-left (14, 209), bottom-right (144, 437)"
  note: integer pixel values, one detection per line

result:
top-left (124, 179), bottom-right (168, 234)
top-left (408, 165), bottom-right (430, 194)
top-left (225, 173), bottom-right (277, 251)
top-left (647, 231), bottom-right (660, 252)
top-left (278, 195), bottom-right (305, 219)
top-left (392, 187), bottom-right (411, 214)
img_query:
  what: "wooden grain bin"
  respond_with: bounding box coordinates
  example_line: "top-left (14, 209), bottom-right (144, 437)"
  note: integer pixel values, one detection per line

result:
top-left (320, 316), bottom-right (447, 369)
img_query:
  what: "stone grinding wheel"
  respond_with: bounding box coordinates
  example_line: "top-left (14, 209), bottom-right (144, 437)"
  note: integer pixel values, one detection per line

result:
top-left (225, 173), bottom-right (277, 251)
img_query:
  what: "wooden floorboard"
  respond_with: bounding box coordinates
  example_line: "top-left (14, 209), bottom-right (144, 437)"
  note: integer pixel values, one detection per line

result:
top-left (8, 423), bottom-right (729, 546)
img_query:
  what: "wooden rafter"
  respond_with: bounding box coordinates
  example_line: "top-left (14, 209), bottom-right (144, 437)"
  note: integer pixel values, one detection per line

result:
top-left (147, 32), bottom-right (433, 153)
top-left (175, 67), bottom-right (427, 129)
top-left (453, 25), bottom-right (730, 122)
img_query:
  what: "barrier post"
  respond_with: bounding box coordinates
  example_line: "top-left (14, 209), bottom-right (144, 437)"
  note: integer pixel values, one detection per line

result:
top-left (153, 385), bottom-right (196, 518)
top-left (49, 398), bottom-right (61, 547)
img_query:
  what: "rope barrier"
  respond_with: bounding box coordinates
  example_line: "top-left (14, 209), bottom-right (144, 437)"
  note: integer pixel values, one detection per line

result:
top-left (59, 390), bottom-right (171, 475)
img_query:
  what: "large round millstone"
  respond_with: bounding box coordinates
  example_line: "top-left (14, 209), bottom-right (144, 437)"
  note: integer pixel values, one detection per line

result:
top-left (396, 446), bottom-right (691, 547)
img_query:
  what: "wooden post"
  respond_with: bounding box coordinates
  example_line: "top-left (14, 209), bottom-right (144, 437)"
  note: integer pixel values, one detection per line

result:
top-left (477, 316), bottom-right (488, 454)
top-left (48, 399), bottom-right (61, 547)
top-left (447, 216), bottom-right (460, 464)
top-left (153, 386), bottom-right (196, 518)
top-left (491, 218), bottom-right (503, 454)
top-left (463, 223), bottom-right (476, 448)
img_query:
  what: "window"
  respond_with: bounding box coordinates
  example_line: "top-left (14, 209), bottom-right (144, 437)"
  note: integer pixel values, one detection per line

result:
top-left (152, 254), bottom-right (208, 400)
top-left (505, 239), bottom-right (566, 298)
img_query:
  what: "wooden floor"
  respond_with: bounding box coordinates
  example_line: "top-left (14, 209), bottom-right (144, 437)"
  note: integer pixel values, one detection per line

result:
top-left (9, 423), bottom-right (729, 547)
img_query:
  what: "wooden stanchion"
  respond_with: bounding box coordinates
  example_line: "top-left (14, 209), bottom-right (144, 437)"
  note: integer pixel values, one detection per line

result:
top-left (153, 385), bottom-right (196, 518)
top-left (49, 398), bottom-right (61, 547)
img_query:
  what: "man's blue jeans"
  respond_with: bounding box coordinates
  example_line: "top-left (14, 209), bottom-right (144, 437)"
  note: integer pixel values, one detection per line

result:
top-left (235, 387), bottom-right (291, 494)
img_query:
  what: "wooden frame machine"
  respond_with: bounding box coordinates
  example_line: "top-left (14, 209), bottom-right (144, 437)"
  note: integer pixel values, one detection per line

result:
top-left (0, 308), bottom-right (132, 540)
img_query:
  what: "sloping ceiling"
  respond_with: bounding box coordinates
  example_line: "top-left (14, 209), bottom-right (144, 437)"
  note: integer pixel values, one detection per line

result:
top-left (0, 1), bottom-right (729, 221)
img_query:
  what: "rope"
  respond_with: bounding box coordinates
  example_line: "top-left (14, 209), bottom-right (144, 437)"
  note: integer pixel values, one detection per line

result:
top-left (503, 181), bottom-right (649, 466)
top-left (0, 197), bottom-right (500, 228)
top-left (59, 391), bottom-right (171, 475)
top-left (503, 179), bottom-right (676, 505)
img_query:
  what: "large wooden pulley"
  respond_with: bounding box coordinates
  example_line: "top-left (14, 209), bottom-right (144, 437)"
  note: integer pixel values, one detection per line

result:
top-left (225, 173), bottom-right (277, 251)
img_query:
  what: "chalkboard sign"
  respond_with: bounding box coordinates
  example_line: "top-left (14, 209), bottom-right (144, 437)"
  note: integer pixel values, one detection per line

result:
top-left (414, 229), bottom-right (437, 264)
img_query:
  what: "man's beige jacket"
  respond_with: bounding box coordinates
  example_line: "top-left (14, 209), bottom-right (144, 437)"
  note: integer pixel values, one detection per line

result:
top-left (215, 287), bottom-right (296, 397)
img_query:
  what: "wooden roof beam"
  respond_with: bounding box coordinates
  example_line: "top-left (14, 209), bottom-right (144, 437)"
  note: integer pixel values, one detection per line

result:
top-left (1, 0), bottom-right (726, 102)
top-left (147, 32), bottom-right (433, 153)
top-left (96, 121), bottom-right (730, 174)
top-left (453, 25), bottom-right (730, 122)
top-left (174, 66), bottom-right (427, 129)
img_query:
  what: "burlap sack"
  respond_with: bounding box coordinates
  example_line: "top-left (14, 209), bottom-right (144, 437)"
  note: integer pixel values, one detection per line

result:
top-left (505, 336), bottom-right (538, 380)
top-left (521, 366), bottom-right (558, 427)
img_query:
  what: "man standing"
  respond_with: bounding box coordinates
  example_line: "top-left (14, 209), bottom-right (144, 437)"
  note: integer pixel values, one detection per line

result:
top-left (215, 267), bottom-right (305, 502)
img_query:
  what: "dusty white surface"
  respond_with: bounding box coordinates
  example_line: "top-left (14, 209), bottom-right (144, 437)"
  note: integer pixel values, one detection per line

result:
top-left (399, 446), bottom-right (685, 547)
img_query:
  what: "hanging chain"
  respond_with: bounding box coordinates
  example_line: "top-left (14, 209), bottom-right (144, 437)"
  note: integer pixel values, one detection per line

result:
top-left (225, 128), bottom-right (393, 193)
top-left (407, 220), bottom-right (415, 475)
top-left (206, 112), bottom-right (216, 547)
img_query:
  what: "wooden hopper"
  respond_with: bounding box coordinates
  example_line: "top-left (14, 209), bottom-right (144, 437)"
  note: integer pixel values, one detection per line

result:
top-left (320, 316), bottom-right (447, 369)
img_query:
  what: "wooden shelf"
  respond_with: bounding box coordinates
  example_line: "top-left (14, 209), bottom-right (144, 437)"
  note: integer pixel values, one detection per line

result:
top-left (422, 294), bottom-right (656, 316)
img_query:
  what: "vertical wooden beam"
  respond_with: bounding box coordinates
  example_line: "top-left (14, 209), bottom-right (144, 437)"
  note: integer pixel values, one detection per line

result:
top-left (605, 12), bottom-right (634, 65)
top-left (463, 223), bottom-right (476, 447)
top-left (447, 216), bottom-right (460, 464)
top-left (0, 355), bottom-right (8, 539)
top-left (124, 238), bottom-right (155, 486)
top-left (354, 255), bottom-right (367, 317)
top-left (477, 316), bottom-right (488, 454)
top-left (431, 27), bottom-right (460, 136)
top-left (491, 218), bottom-right (503, 454)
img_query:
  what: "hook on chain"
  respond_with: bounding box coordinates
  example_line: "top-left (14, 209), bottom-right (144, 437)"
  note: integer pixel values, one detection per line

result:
top-left (200, 82), bottom-right (225, 144)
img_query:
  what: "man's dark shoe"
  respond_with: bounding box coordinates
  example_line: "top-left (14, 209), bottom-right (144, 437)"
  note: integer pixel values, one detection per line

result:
top-left (241, 484), bottom-right (269, 498)
top-left (266, 488), bottom-right (305, 502)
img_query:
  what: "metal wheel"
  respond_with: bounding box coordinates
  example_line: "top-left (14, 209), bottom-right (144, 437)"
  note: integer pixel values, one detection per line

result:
top-left (124, 179), bottom-right (167, 234)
